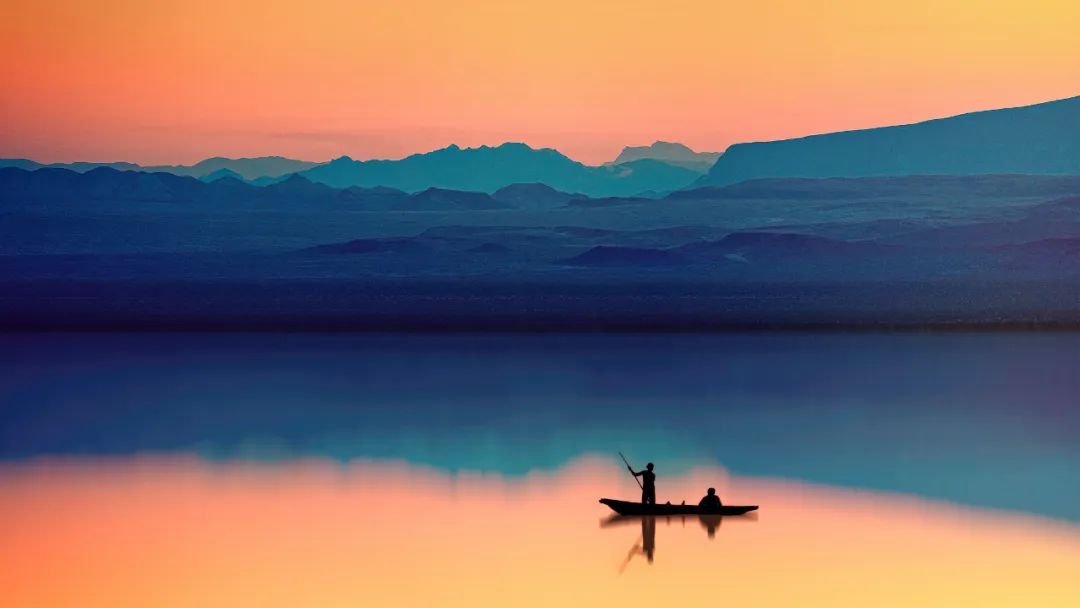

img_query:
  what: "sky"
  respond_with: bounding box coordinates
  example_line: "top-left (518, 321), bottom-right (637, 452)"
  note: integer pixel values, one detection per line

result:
top-left (2, 0), bottom-right (1079, 165)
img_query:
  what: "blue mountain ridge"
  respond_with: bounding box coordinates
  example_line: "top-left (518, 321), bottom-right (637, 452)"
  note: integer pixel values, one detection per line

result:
top-left (297, 142), bottom-right (700, 196)
top-left (698, 94), bottom-right (1080, 186)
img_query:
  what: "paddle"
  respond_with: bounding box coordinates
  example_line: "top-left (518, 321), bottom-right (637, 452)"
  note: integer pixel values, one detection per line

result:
top-left (619, 451), bottom-right (643, 490)
top-left (618, 537), bottom-right (641, 575)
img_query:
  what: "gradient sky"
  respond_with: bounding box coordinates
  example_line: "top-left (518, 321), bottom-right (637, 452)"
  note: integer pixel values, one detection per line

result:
top-left (2, 0), bottom-right (1079, 165)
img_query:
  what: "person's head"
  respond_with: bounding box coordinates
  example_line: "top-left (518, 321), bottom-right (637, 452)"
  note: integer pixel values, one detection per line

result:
top-left (646, 462), bottom-right (654, 471)
top-left (707, 487), bottom-right (716, 496)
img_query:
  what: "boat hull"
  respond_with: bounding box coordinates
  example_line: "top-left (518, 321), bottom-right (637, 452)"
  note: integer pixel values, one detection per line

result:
top-left (599, 498), bottom-right (758, 516)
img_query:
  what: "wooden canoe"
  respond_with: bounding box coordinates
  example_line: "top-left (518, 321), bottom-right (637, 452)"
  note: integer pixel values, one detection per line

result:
top-left (600, 498), bottom-right (758, 516)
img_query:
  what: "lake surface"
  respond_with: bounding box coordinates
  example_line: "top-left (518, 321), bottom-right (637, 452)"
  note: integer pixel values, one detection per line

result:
top-left (1, 332), bottom-right (1078, 606)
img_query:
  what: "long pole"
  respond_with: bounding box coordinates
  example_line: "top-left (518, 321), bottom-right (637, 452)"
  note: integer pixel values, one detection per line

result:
top-left (619, 451), bottom-right (643, 489)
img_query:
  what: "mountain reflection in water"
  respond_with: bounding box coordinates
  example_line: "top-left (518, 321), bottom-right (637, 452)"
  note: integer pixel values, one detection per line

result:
top-left (2, 332), bottom-right (1077, 522)
top-left (1, 455), bottom-right (1077, 607)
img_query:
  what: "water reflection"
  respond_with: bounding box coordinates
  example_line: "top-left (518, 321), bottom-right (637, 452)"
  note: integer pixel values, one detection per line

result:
top-left (1, 455), bottom-right (1077, 607)
top-left (602, 512), bottom-right (754, 570)
top-left (611, 517), bottom-right (657, 573)
top-left (2, 332), bottom-right (1078, 521)
top-left (699, 514), bottom-right (722, 538)
top-left (601, 513), bottom-right (747, 537)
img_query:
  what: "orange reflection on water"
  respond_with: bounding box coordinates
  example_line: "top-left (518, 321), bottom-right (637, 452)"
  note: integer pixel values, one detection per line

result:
top-left (0, 456), bottom-right (1077, 607)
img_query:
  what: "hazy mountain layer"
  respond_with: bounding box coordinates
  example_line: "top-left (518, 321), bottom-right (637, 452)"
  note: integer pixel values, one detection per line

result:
top-left (297, 143), bottom-right (700, 196)
top-left (146, 156), bottom-right (321, 180)
top-left (612, 141), bottom-right (720, 173)
top-left (698, 95), bottom-right (1080, 186)
top-left (4, 166), bottom-right (1080, 327)
top-left (0, 156), bottom-right (321, 181)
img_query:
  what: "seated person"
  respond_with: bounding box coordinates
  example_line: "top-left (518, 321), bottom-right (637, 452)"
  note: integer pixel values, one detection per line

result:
top-left (698, 487), bottom-right (722, 509)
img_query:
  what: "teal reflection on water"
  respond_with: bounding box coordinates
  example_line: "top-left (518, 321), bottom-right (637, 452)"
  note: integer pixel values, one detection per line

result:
top-left (0, 332), bottom-right (1077, 520)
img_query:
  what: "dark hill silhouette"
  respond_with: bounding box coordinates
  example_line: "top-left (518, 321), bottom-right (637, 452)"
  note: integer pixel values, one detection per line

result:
top-left (398, 188), bottom-right (510, 211)
top-left (608, 159), bottom-right (700, 194)
top-left (0, 166), bottom-right (412, 210)
top-left (0, 159), bottom-right (45, 171)
top-left (262, 173), bottom-right (334, 197)
top-left (202, 175), bottom-right (253, 194)
top-left (0, 159), bottom-right (141, 173)
top-left (612, 141), bottom-right (720, 173)
top-left (170, 155), bottom-right (317, 179)
top-left (674, 232), bottom-right (894, 261)
top-left (0, 166), bottom-right (515, 212)
top-left (145, 156), bottom-right (321, 180)
top-left (1, 149), bottom-right (694, 196)
top-left (52, 161), bottom-right (142, 172)
top-left (697, 95), bottom-right (1080, 186)
top-left (0, 166), bottom-right (208, 205)
top-left (337, 185), bottom-right (409, 208)
top-left (306, 237), bottom-right (431, 254)
top-left (492, 183), bottom-right (581, 208)
top-left (562, 245), bottom-right (684, 267)
top-left (466, 242), bottom-right (513, 254)
top-left (674, 175), bottom-right (1080, 201)
top-left (200, 168), bottom-right (245, 183)
top-left (1, 156), bottom-right (319, 181)
top-left (297, 143), bottom-right (698, 196)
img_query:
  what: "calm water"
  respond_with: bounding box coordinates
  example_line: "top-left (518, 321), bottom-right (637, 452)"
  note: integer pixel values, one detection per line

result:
top-left (1, 332), bottom-right (1078, 606)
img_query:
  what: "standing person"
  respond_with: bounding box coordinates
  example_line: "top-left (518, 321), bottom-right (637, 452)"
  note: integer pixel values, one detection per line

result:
top-left (629, 462), bottom-right (656, 504)
top-left (641, 516), bottom-right (656, 563)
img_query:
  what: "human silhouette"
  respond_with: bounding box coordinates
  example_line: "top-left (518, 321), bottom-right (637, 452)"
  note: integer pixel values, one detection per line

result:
top-left (617, 515), bottom-right (658, 573)
top-left (641, 516), bottom-right (656, 562)
top-left (629, 462), bottom-right (656, 504)
top-left (698, 487), bottom-right (722, 509)
top-left (698, 514), bottom-right (723, 538)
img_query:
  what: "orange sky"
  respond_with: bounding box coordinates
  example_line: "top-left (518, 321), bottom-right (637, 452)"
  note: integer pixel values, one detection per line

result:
top-left (2, 0), bottom-right (1079, 165)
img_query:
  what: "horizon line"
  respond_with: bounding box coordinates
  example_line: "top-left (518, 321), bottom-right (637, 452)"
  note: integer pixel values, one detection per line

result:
top-left (4, 91), bottom-right (1077, 169)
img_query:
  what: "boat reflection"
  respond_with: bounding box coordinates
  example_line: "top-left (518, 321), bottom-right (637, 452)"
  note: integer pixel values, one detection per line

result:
top-left (2, 456), bottom-right (1078, 606)
top-left (602, 512), bottom-right (757, 570)
top-left (699, 514), bottom-right (722, 538)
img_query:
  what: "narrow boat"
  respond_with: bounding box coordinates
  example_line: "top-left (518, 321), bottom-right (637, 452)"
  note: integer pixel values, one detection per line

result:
top-left (600, 498), bottom-right (758, 516)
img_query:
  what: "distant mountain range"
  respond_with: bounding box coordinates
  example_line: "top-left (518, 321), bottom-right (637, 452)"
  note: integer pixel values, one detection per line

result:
top-left (0, 145), bottom-right (703, 197)
top-left (5, 93), bottom-right (1080, 198)
top-left (0, 166), bottom-right (560, 211)
top-left (154, 156), bottom-right (321, 180)
top-left (611, 141), bottom-right (720, 173)
top-left (0, 159), bottom-right (142, 173)
top-left (670, 174), bottom-right (1080, 202)
top-left (5, 92), bottom-right (1080, 329)
top-left (0, 156), bottom-right (320, 181)
top-left (295, 143), bottom-right (700, 197)
top-left (5, 163), bottom-right (1080, 328)
top-left (9, 165), bottom-right (1080, 221)
top-left (698, 95), bottom-right (1080, 186)
top-left (200, 168), bottom-right (246, 182)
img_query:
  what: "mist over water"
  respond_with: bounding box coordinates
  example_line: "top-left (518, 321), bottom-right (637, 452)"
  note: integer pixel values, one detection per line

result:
top-left (1, 332), bottom-right (1078, 605)
top-left (1, 332), bottom-right (1077, 520)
